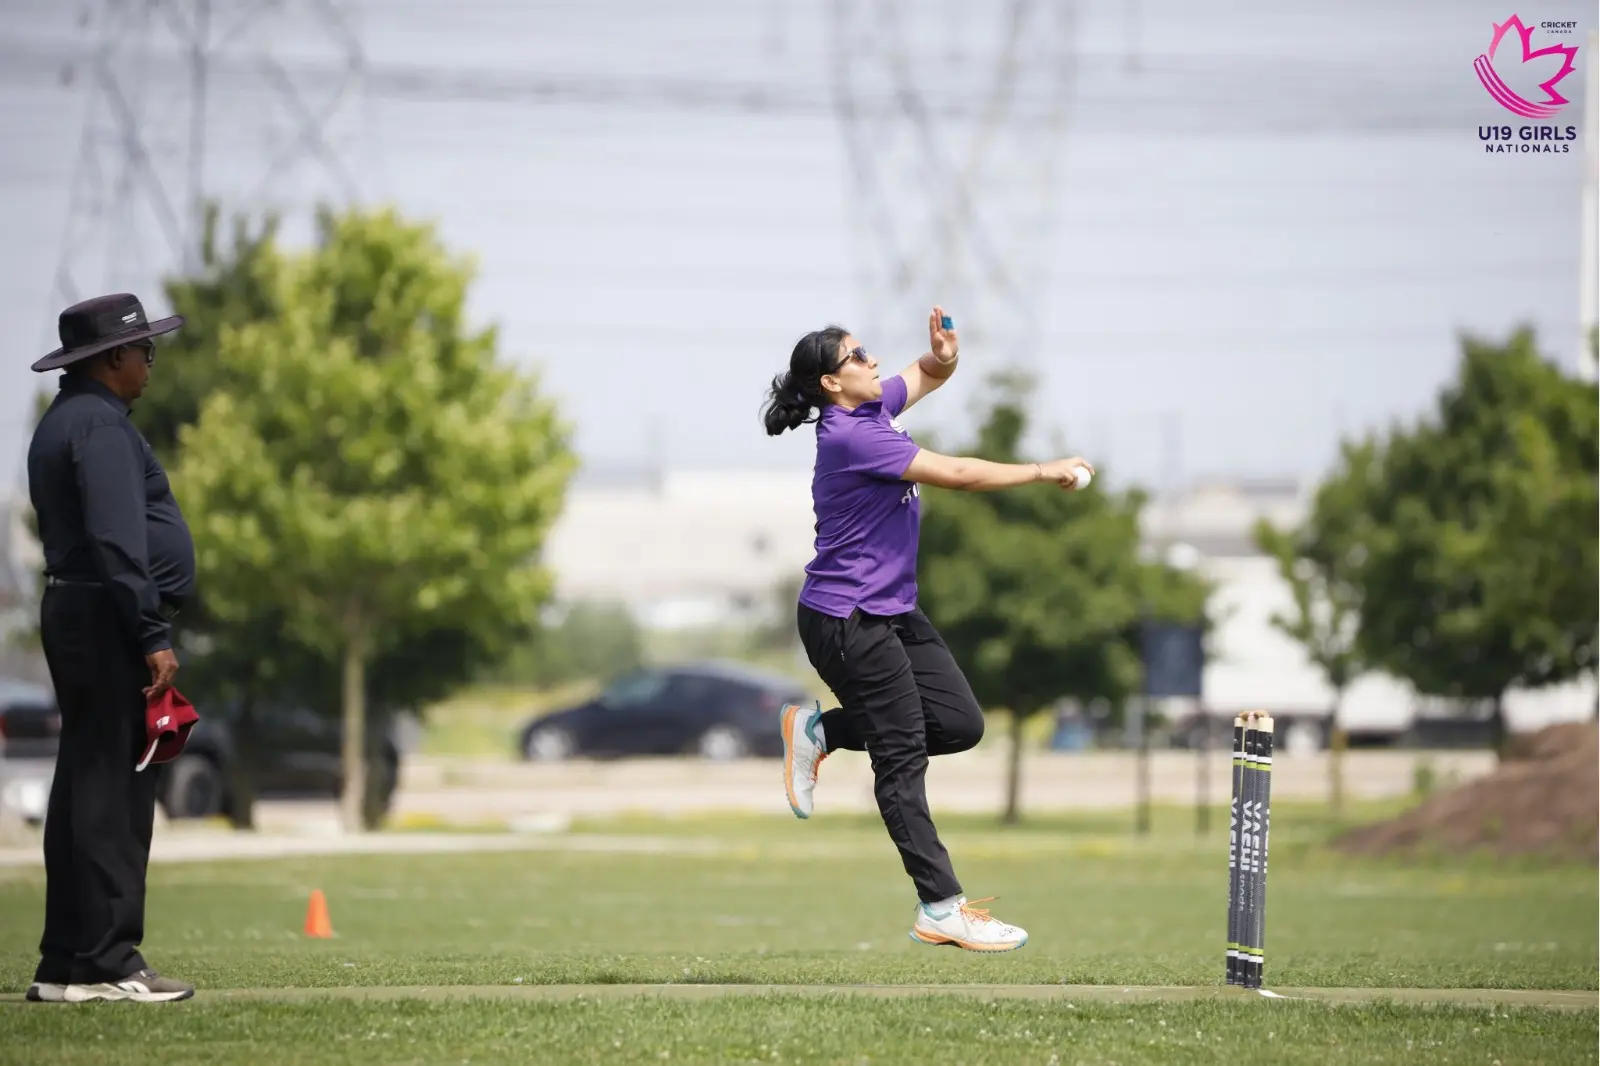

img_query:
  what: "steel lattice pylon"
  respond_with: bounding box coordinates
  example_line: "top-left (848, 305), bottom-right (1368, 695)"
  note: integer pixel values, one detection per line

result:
top-left (49, 0), bottom-right (367, 308)
top-left (7, 0), bottom-right (368, 607)
top-left (830, 0), bottom-right (1077, 371)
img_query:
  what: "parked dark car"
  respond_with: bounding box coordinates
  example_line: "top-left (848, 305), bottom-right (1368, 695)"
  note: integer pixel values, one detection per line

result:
top-left (0, 679), bottom-right (60, 824)
top-left (0, 679), bottom-right (59, 761)
top-left (517, 661), bottom-right (813, 762)
top-left (159, 697), bottom-right (407, 821)
top-left (0, 681), bottom-right (406, 823)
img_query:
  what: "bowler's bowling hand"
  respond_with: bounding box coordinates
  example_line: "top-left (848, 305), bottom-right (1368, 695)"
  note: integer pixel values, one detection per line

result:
top-left (928, 305), bottom-right (959, 362)
top-left (144, 648), bottom-right (179, 699)
top-left (1039, 457), bottom-right (1096, 490)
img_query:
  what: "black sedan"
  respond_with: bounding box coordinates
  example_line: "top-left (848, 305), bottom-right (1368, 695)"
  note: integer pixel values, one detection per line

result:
top-left (0, 680), bottom-right (407, 823)
top-left (161, 697), bottom-right (406, 821)
top-left (517, 661), bottom-right (813, 762)
top-left (0, 678), bottom-right (60, 824)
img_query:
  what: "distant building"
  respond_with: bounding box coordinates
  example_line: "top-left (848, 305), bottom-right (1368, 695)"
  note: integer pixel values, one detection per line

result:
top-left (540, 470), bottom-right (1316, 631)
top-left (541, 468), bottom-right (816, 630)
top-left (0, 469), bottom-right (1588, 736)
top-left (544, 470), bottom-right (1595, 741)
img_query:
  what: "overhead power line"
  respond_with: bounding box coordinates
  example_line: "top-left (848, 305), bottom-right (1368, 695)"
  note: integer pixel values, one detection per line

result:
top-left (830, 0), bottom-right (1078, 372)
top-left (1, 37), bottom-right (1512, 134)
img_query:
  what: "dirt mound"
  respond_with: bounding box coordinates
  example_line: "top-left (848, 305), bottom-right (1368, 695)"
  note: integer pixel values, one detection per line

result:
top-left (1333, 722), bottom-right (1598, 862)
top-left (1501, 721), bottom-right (1597, 763)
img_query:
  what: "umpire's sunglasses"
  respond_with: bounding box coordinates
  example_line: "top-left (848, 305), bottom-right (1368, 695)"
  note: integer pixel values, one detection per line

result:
top-left (128, 340), bottom-right (155, 366)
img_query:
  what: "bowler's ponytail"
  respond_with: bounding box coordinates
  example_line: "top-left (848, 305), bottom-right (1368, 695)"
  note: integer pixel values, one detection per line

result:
top-left (762, 372), bottom-right (818, 435)
top-left (760, 325), bottom-right (850, 437)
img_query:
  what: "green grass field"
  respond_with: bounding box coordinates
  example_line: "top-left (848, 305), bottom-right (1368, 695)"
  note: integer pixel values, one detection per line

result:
top-left (1, 806), bottom-right (1594, 1064)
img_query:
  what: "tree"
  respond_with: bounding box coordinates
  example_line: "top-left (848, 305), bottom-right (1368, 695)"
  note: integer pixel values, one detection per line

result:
top-left (145, 206), bottom-right (287, 457)
top-left (917, 372), bottom-right (1210, 823)
top-left (1312, 327), bottom-right (1597, 754)
top-left (494, 600), bottom-right (646, 689)
top-left (144, 211), bottom-right (306, 818)
top-left (124, 207), bottom-right (558, 827)
top-left (174, 207), bottom-right (575, 831)
top-left (748, 575), bottom-right (805, 657)
top-left (1253, 457), bottom-right (1370, 814)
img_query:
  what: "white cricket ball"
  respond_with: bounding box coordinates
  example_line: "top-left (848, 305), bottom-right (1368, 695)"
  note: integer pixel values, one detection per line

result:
top-left (1072, 464), bottom-right (1093, 489)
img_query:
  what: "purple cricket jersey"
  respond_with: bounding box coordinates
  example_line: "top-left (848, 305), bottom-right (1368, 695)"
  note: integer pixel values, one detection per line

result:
top-left (798, 374), bottom-right (923, 618)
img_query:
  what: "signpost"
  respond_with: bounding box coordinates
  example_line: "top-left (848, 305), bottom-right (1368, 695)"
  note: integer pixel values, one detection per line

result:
top-left (1138, 620), bottom-right (1206, 835)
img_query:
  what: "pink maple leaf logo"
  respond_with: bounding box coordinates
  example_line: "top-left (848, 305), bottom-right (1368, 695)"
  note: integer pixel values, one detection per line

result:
top-left (1474, 15), bottom-right (1581, 119)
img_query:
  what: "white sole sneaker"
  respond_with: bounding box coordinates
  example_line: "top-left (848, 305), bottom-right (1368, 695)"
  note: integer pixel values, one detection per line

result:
top-left (909, 897), bottom-right (1029, 953)
top-left (66, 973), bottom-right (194, 1003)
top-left (25, 982), bottom-right (67, 1003)
top-left (780, 701), bottom-right (827, 819)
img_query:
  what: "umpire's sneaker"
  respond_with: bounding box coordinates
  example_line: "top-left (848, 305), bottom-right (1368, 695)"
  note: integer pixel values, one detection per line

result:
top-left (780, 701), bottom-right (828, 819)
top-left (25, 981), bottom-right (67, 1003)
top-left (66, 969), bottom-right (194, 1003)
top-left (910, 896), bottom-right (1029, 953)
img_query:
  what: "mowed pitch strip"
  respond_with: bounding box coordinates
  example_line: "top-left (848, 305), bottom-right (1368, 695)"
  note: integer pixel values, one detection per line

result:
top-left (4, 983), bottom-right (1583, 1010)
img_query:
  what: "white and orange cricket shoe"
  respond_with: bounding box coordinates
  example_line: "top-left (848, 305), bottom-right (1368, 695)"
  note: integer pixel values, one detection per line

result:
top-left (780, 701), bottom-right (828, 819)
top-left (910, 896), bottom-right (1029, 952)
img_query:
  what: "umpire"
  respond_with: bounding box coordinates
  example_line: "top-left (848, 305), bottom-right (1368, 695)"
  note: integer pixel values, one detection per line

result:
top-left (23, 293), bottom-right (196, 1004)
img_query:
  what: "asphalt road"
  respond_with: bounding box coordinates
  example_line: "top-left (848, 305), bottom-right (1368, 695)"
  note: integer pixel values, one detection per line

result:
top-left (249, 748), bottom-right (1495, 831)
top-left (0, 748), bottom-right (1498, 862)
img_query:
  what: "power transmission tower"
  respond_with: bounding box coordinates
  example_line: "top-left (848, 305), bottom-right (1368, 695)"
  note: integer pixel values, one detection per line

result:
top-left (49, 0), bottom-right (368, 309)
top-left (8, 0), bottom-right (369, 609)
top-left (829, 0), bottom-right (1077, 374)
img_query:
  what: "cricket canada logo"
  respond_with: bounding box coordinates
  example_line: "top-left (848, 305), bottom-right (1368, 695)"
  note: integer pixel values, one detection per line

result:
top-left (1473, 15), bottom-right (1581, 118)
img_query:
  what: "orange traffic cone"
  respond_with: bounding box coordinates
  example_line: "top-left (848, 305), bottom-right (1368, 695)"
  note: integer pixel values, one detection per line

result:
top-left (304, 889), bottom-right (334, 938)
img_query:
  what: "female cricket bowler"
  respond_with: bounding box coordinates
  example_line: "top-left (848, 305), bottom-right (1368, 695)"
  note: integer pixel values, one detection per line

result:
top-left (760, 307), bottom-right (1093, 951)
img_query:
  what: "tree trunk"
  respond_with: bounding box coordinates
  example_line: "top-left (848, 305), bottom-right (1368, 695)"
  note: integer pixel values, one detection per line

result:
top-left (226, 694), bottom-right (259, 831)
top-left (1002, 710), bottom-right (1026, 825)
top-left (1328, 687), bottom-right (1346, 819)
top-left (361, 710), bottom-right (393, 831)
top-left (340, 632), bottom-right (370, 834)
top-left (1489, 690), bottom-right (1507, 762)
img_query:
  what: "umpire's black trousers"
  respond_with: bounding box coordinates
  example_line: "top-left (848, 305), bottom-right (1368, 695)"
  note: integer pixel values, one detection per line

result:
top-left (797, 604), bottom-right (984, 903)
top-left (34, 585), bottom-right (159, 985)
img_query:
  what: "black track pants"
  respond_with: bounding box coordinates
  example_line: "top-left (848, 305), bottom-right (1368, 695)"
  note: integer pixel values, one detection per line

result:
top-left (797, 604), bottom-right (984, 903)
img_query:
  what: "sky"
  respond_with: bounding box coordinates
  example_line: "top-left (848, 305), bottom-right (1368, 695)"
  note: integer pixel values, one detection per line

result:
top-left (0, 0), bottom-right (1591, 496)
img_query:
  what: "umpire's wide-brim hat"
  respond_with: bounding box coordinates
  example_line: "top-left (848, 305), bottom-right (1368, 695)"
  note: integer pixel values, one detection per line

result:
top-left (32, 293), bottom-right (184, 373)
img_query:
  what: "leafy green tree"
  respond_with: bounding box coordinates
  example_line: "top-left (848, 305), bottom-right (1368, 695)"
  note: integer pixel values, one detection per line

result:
top-left (1253, 461), bottom-right (1370, 813)
top-left (147, 212), bottom-right (305, 817)
top-left (495, 600), bottom-right (646, 688)
top-left (145, 206), bottom-right (288, 455)
top-left (1311, 327), bottom-right (1597, 753)
top-left (174, 208), bottom-right (575, 831)
top-left (917, 372), bottom-right (1210, 823)
top-left (119, 207), bottom-right (555, 827)
top-left (550, 602), bottom-right (646, 683)
top-left (747, 575), bottom-right (805, 657)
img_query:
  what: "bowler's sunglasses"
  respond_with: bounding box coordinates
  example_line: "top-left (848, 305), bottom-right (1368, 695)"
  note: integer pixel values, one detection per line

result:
top-left (832, 345), bottom-right (869, 373)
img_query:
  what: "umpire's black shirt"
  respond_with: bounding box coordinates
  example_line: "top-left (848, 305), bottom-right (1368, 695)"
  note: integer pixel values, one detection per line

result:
top-left (27, 376), bottom-right (196, 654)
